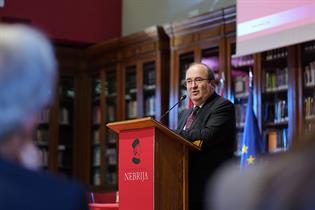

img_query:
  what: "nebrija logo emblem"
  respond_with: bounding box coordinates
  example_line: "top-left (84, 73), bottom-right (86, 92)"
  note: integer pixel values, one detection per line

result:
top-left (132, 138), bottom-right (141, 164)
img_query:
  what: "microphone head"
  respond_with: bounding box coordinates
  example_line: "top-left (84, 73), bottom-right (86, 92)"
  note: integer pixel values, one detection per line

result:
top-left (180, 95), bottom-right (187, 101)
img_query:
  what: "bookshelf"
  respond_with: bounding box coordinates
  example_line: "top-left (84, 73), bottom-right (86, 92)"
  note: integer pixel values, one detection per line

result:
top-left (57, 76), bottom-right (75, 177)
top-left (143, 61), bottom-right (156, 117)
top-left (124, 65), bottom-right (138, 119)
top-left (104, 69), bottom-right (118, 189)
top-left (259, 48), bottom-right (290, 153)
top-left (36, 109), bottom-right (50, 169)
top-left (301, 40), bottom-right (315, 132)
top-left (86, 25), bottom-right (169, 191)
top-left (91, 73), bottom-right (102, 186)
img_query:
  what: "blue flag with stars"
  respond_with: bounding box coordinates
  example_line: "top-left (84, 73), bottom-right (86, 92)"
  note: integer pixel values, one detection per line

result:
top-left (240, 87), bottom-right (264, 168)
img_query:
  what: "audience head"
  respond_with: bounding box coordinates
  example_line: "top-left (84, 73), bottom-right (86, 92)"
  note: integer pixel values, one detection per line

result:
top-left (0, 23), bottom-right (57, 169)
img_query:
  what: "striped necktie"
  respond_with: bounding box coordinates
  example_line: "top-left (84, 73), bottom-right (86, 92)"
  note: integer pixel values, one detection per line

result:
top-left (184, 106), bottom-right (200, 130)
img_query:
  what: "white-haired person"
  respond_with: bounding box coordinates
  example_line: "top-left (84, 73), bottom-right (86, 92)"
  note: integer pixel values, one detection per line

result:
top-left (0, 23), bottom-right (88, 210)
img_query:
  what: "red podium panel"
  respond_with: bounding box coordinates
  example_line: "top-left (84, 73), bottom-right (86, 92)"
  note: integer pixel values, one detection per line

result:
top-left (119, 128), bottom-right (155, 210)
top-left (107, 117), bottom-right (200, 210)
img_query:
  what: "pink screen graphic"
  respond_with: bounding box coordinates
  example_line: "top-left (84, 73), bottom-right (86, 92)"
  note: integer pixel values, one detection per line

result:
top-left (237, 0), bottom-right (315, 42)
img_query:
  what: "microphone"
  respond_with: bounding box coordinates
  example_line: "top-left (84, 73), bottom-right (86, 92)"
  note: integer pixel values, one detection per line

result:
top-left (160, 95), bottom-right (187, 121)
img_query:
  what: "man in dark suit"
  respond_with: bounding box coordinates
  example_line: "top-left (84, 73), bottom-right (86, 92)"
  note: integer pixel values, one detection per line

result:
top-left (0, 23), bottom-right (88, 210)
top-left (176, 63), bottom-right (236, 210)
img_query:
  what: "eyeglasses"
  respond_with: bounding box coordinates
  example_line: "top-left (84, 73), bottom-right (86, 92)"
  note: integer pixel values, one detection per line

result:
top-left (183, 77), bottom-right (209, 87)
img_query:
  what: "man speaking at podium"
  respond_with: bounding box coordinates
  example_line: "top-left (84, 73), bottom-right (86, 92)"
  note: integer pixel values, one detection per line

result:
top-left (176, 63), bottom-right (236, 210)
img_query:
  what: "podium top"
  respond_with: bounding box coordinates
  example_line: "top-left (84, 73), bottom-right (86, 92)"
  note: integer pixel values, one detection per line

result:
top-left (107, 117), bottom-right (201, 151)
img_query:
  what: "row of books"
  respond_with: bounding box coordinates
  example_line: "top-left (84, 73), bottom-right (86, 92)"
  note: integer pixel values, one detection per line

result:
top-left (36, 129), bottom-right (49, 145)
top-left (57, 149), bottom-right (72, 168)
top-left (144, 95), bottom-right (156, 116)
top-left (265, 49), bottom-right (288, 61)
top-left (107, 130), bottom-right (117, 144)
top-left (93, 130), bottom-right (100, 145)
top-left (39, 148), bottom-right (48, 167)
top-left (93, 146), bottom-right (101, 167)
top-left (304, 96), bottom-right (315, 118)
top-left (92, 149), bottom-right (117, 167)
top-left (104, 82), bottom-right (116, 96)
top-left (126, 100), bottom-right (138, 118)
top-left (265, 68), bottom-right (288, 92)
top-left (126, 73), bottom-right (136, 91)
top-left (38, 110), bottom-right (50, 124)
top-left (59, 107), bottom-right (70, 125)
top-left (144, 70), bottom-right (156, 86)
top-left (304, 43), bottom-right (315, 53)
top-left (93, 130), bottom-right (117, 146)
top-left (93, 106), bottom-right (101, 124)
top-left (93, 105), bottom-right (117, 124)
top-left (94, 79), bottom-right (101, 96)
top-left (264, 101), bottom-right (288, 123)
top-left (106, 148), bottom-right (117, 166)
top-left (106, 172), bottom-right (117, 185)
top-left (106, 105), bottom-right (116, 122)
top-left (266, 129), bottom-right (289, 153)
top-left (304, 61), bottom-right (315, 87)
top-left (92, 168), bottom-right (101, 186)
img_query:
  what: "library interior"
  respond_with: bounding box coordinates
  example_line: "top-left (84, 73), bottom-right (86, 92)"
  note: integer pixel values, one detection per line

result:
top-left (1, 0), bottom-right (315, 210)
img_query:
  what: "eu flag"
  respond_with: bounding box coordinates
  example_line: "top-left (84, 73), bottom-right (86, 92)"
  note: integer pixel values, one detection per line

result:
top-left (240, 87), bottom-right (264, 168)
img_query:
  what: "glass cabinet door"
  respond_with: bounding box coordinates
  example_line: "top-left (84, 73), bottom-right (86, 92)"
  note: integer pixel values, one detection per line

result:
top-left (36, 109), bottom-right (50, 169)
top-left (301, 41), bottom-right (315, 132)
top-left (58, 76), bottom-right (75, 177)
top-left (261, 48), bottom-right (289, 153)
top-left (104, 70), bottom-right (118, 189)
top-left (143, 61), bottom-right (156, 118)
top-left (125, 65), bottom-right (137, 119)
top-left (91, 74), bottom-right (101, 186)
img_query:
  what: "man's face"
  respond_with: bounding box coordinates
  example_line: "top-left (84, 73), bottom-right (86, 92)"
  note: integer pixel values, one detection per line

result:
top-left (185, 64), bottom-right (213, 106)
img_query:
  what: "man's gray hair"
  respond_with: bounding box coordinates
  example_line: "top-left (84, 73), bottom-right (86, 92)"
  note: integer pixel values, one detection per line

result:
top-left (0, 24), bottom-right (57, 138)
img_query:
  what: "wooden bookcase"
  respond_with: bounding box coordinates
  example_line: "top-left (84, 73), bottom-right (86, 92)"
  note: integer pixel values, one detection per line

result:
top-left (164, 7), bottom-right (235, 130)
top-left (34, 45), bottom-right (87, 179)
top-left (86, 25), bottom-right (170, 191)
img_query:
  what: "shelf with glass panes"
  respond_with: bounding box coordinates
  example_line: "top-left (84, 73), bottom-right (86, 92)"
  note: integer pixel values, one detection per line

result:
top-left (229, 43), bottom-right (255, 156)
top-left (301, 40), bottom-right (315, 132)
top-left (91, 74), bottom-right (102, 186)
top-left (200, 47), bottom-right (223, 96)
top-left (58, 76), bottom-right (75, 177)
top-left (261, 48), bottom-right (289, 154)
top-left (36, 108), bottom-right (50, 169)
top-left (104, 70), bottom-right (118, 188)
top-left (177, 52), bottom-right (194, 113)
top-left (125, 65), bottom-right (138, 119)
top-left (143, 61), bottom-right (156, 118)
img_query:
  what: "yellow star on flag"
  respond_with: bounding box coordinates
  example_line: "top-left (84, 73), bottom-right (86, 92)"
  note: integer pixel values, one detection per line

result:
top-left (241, 144), bottom-right (248, 154)
top-left (247, 155), bottom-right (255, 165)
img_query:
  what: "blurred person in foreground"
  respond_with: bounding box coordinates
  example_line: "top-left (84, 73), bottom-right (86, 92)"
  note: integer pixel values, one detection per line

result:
top-left (207, 131), bottom-right (315, 210)
top-left (176, 63), bottom-right (236, 210)
top-left (0, 23), bottom-right (88, 210)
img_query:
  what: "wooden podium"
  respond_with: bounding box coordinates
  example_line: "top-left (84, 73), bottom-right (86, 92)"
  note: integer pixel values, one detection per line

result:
top-left (107, 117), bottom-right (201, 210)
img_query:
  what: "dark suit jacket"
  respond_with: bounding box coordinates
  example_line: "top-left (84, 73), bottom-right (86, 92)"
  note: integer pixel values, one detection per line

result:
top-left (0, 157), bottom-right (88, 210)
top-left (176, 92), bottom-right (236, 207)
